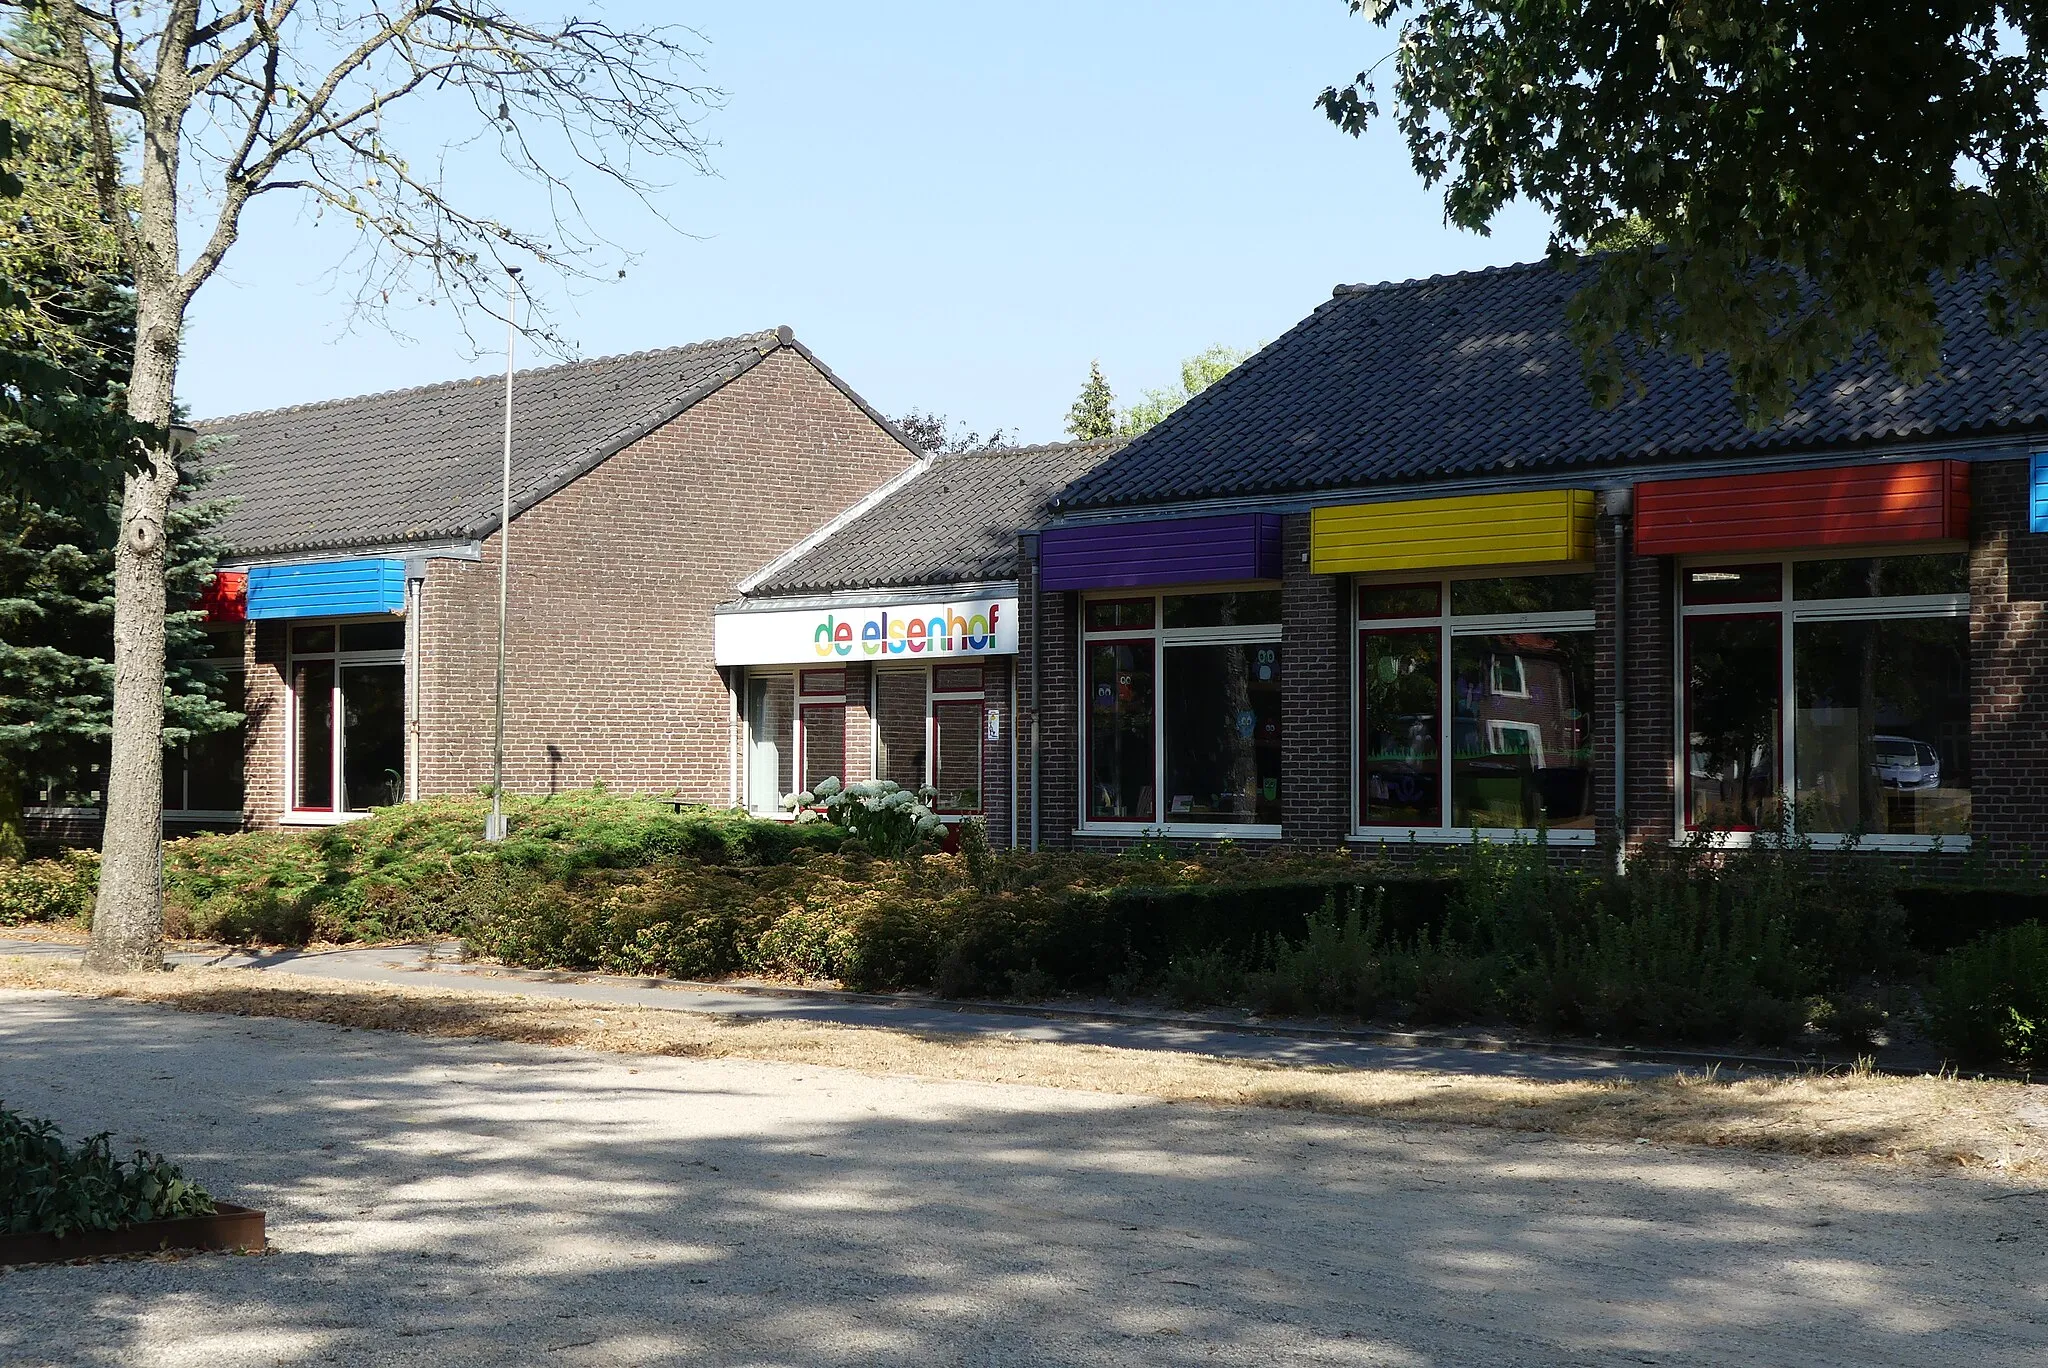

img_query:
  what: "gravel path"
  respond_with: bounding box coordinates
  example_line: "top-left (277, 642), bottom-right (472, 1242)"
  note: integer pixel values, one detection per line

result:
top-left (2, 989), bottom-right (2043, 1367)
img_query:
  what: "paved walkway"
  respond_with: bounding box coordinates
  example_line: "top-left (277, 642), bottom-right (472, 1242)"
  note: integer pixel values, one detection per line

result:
top-left (0, 937), bottom-right (1692, 1082)
top-left (3, 991), bottom-right (2043, 1367)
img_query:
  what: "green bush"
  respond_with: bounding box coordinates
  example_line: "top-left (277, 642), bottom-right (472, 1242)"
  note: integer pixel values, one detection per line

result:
top-left (0, 1107), bottom-right (215, 1238)
top-left (0, 850), bottom-right (99, 926)
top-left (1928, 921), bottom-right (2048, 1069)
top-left (1246, 894), bottom-right (1388, 1018)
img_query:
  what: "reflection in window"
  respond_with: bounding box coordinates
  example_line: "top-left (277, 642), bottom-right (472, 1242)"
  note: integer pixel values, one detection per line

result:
top-left (801, 704), bottom-right (845, 794)
top-left (294, 660), bottom-right (335, 810)
top-left (166, 671), bottom-right (245, 814)
top-left (1793, 618), bottom-right (1969, 835)
top-left (1359, 583), bottom-right (1440, 619)
top-left (1686, 616), bottom-right (1781, 829)
top-left (873, 671), bottom-right (927, 792)
top-left (1162, 591), bottom-right (1283, 629)
top-left (1682, 564), bottom-right (1783, 605)
top-left (1793, 553), bottom-right (1968, 600)
top-left (1087, 641), bottom-right (1155, 821)
top-left (1451, 633), bottom-right (1593, 829)
top-left (1360, 631), bottom-right (1440, 827)
top-left (1450, 574), bottom-right (1596, 616)
top-left (746, 674), bottom-right (795, 816)
top-left (933, 700), bottom-right (982, 811)
top-left (1162, 643), bottom-right (1281, 825)
top-left (341, 664), bottom-right (405, 811)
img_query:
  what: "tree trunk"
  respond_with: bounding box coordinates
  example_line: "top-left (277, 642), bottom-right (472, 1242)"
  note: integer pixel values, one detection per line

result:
top-left (85, 68), bottom-right (184, 973)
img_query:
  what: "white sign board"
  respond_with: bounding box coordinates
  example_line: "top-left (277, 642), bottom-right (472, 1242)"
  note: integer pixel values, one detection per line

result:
top-left (715, 596), bottom-right (1018, 667)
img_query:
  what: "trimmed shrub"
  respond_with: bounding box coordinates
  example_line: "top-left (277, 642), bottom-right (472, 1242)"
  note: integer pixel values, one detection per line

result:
top-left (1, 1107), bottom-right (215, 1238)
top-left (1927, 921), bottom-right (2048, 1069)
top-left (0, 851), bottom-right (98, 926)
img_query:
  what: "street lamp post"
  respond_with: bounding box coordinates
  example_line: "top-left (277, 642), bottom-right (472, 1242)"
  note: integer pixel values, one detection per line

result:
top-left (486, 268), bottom-right (522, 842)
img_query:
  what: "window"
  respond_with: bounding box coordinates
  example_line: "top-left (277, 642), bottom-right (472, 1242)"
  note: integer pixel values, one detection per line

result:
top-left (1358, 572), bottom-right (1596, 835)
top-left (287, 619), bottom-right (405, 816)
top-left (165, 636), bottom-right (246, 816)
top-left (746, 669), bottom-right (848, 815)
top-left (1681, 552), bottom-right (1970, 839)
top-left (1082, 588), bottom-right (1282, 831)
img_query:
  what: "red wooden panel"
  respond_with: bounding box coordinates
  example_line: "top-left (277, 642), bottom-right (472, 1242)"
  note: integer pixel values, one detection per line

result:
top-left (198, 570), bottom-right (247, 625)
top-left (1634, 460), bottom-right (1970, 555)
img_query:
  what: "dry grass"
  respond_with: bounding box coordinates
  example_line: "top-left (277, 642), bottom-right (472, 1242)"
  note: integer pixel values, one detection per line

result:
top-left (4, 954), bottom-right (2044, 1182)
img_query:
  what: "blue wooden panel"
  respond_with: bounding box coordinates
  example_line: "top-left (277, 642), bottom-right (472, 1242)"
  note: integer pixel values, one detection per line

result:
top-left (245, 559), bottom-right (406, 620)
top-left (1040, 514), bottom-right (1281, 590)
top-left (2033, 454), bottom-right (2048, 534)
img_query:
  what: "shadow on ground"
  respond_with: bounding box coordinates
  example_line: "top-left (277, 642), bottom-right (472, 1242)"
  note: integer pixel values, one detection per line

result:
top-left (0, 991), bottom-right (2042, 1367)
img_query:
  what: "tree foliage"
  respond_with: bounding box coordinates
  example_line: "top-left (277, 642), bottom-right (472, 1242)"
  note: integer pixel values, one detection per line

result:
top-left (1064, 361), bottom-right (1117, 441)
top-left (1118, 344), bottom-right (1249, 435)
top-left (894, 410), bottom-right (1016, 454)
top-left (1319, 2), bottom-right (2048, 422)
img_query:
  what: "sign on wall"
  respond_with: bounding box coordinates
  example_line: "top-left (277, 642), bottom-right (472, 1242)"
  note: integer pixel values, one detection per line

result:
top-left (715, 596), bottom-right (1019, 666)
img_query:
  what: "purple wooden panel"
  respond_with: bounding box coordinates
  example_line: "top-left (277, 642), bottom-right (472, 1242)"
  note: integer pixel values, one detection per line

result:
top-left (1040, 514), bottom-right (1281, 590)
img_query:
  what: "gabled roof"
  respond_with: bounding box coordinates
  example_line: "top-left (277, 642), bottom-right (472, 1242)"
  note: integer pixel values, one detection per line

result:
top-left (1057, 260), bottom-right (2048, 511)
top-left (746, 438), bottom-right (1125, 597)
top-left (200, 328), bottom-right (922, 559)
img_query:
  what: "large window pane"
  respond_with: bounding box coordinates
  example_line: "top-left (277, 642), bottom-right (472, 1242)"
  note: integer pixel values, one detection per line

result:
top-left (746, 675), bottom-right (794, 816)
top-left (873, 670), bottom-right (927, 791)
top-left (1686, 616), bottom-right (1781, 829)
top-left (1087, 641), bottom-right (1155, 821)
top-left (1163, 643), bottom-right (1282, 825)
top-left (1794, 617), bottom-right (1970, 835)
top-left (801, 704), bottom-right (845, 791)
top-left (1451, 632), bottom-right (1594, 829)
top-left (184, 672), bottom-right (246, 813)
top-left (1084, 599), bottom-right (1155, 632)
top-left (1359, 583), bottom-right (1440, 619)
top-left (1450, 574), bottom-right (1595, 616)
top-left (294, 660), bottom-right (334, 810)
top-left (340, 620), bottom-right (405, 652)
top-left (341, 664), bottom-right (405, 811)
top-left (1360, 631), bottom-right (1440, 827)
top-left (933, 700), bottom-right (984, 811)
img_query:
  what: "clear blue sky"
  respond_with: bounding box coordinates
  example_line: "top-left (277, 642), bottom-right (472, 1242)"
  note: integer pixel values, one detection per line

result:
top-left (180, 2), bottom-right (1553, 442)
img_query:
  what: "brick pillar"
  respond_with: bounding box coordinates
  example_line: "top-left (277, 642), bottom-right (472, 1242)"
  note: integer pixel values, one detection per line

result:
top-left (1018, 535), bottom-right (1079, 851)
top-left (244, 620), bottom-right (288, 829)
top-left (843, 661), bottom-right (874, 784)
top-left (980, 655), bottom-right (1015, 848)
top-left (1281, 513), bottom-right (1349, 846)
top-left (1594, 514), bottom-right (1677, 858)
top-left (1970, 459), bottom-right (2048, 866)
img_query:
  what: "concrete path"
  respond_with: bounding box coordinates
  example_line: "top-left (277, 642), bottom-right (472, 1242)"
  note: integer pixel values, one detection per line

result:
top-left (0, 937), bottom-right (1695, 1083)
top-left (2, 990), bottom-right (2043, 1367)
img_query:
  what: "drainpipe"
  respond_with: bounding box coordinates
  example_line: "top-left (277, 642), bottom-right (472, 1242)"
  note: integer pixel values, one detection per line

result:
top-left (1022, 532), bottom-right (1042, 854)
top-left (1602, 485), bottom-right (1632, 875)
top-left (404, 560), bottom-right (427, 803)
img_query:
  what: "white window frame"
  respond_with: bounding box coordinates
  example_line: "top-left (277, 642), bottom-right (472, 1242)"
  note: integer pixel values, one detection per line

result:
top-left (1673, 544), bottom-right (1971, 851)
top-left (1349, 565), bottom-right (1599, 846)
top-left (871, 663), bottom-right (989, 817)
top-left (166, 644), bottom-right (246, 821)
top-left (1076, 581), bottom-right (1284, 840)
top-left (283, 617), bottom-right (406, 825)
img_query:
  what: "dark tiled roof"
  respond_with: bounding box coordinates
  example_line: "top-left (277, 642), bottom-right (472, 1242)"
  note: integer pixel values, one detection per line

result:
top-left (1057, 261), bottom-right (2048, 510)
top-left (748, 439), bottom-right (1125, 596)
top-left (201, 329), bottom-right (898, 558)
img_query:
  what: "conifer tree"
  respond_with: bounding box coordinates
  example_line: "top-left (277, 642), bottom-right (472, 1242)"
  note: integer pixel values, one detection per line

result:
top-left (0, 23), bottom-right (236, 857)
top-left (1064, 361), bottom-right (1118, 441)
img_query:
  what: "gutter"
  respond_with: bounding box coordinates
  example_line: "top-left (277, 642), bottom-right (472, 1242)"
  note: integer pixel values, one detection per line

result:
top-left (1601, 486), bottom-right (1632, 874)
top-left (1022, 532), bottom-right (1042, 854)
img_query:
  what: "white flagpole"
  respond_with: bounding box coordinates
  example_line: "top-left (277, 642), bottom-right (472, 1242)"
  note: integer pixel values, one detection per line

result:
top-left (487, 267), bottom-right (522, 841)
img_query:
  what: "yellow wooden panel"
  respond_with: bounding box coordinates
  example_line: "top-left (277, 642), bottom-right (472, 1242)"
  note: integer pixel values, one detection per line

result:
top-left (1310, 490), bottom-right (1596, 575)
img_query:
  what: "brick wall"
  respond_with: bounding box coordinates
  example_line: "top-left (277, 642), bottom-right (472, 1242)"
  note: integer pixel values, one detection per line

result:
top-left (980, 655), bottom-right (1014, 848)
top-left (242, 620), bottom-right (287, 828)
top-left (1594, 512), bottom-right (1678, 860)
top-left (1970, 458), bottom-right (2048, 864)
top-left (236, 346), bottom-right (914, 823)
top-left (1280, 513), bottom-right (1350, 844)
top-left (1021, 555), bottom-right (1081, 849)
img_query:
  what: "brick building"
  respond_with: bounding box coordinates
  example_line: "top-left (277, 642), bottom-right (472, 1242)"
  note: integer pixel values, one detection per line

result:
top-left (1008, 262), bottom-right (2048, 867)
top-left (714, 438), bottom-right (1119, 847)
top-left (151, 328), bottom-right (924, 830)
